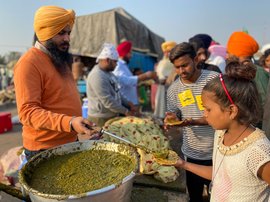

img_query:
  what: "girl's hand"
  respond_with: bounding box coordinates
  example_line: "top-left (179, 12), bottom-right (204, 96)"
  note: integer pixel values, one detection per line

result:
top-left (174, 158), bottom-right (185, 168)
top-left (160, 157), bottom-right (186, 168)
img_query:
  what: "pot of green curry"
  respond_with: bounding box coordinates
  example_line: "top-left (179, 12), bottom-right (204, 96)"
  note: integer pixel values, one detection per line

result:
top-left (19, 140), bottom-right (139, 202)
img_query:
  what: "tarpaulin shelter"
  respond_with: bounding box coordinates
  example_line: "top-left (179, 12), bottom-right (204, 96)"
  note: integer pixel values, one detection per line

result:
top-left (69, 7), bottom-right (165, 72)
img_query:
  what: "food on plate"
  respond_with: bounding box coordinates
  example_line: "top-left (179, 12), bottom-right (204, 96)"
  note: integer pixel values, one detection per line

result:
top-left (154, 150), bottom-right (179, 166)
top-left (164, 119), bottom-right (184, 126)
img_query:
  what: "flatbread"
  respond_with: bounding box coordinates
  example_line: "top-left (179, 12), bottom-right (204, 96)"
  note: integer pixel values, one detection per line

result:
top-left (165, 119), bottom-right (184, 126)
top-left (154, 150), bottom-right (179, 165)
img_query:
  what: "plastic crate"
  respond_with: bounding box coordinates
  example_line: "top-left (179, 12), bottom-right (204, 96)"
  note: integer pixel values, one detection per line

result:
top-left (0, 112), bottom-right (12, 134)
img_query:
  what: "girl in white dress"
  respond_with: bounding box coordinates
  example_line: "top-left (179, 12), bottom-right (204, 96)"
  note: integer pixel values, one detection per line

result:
top-left (171, 61), bottom-right (270, 201)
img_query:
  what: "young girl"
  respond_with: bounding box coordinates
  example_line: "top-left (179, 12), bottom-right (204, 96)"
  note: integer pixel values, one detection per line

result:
top-left (171, 61), bottom-right (270, 201)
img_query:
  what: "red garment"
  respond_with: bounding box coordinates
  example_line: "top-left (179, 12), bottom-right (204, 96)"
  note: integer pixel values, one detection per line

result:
top-left (151, 84), bottom-right (158, 110)
top-left (117, 41), bottom-right (132, 57)
top-left (14, 47), bottom-right (81, 151)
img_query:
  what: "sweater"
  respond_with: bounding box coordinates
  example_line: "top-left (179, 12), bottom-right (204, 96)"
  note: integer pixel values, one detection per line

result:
top-left (87, 65), bottom-right (128, 118)
top-left (14, 47), bottom-right (81, 151)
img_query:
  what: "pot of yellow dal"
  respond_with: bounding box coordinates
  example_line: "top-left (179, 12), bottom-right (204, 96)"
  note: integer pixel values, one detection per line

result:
top-left (19, 140), bottom-right (139, 202)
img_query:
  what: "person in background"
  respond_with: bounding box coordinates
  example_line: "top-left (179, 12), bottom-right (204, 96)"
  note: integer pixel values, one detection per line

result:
top-left (0, 69), bottom-right (3, 90)
top-left (72, 56), bottom-right (84, 82)
top-left (189, 35), bottom-right (221, 73)
top-left (170, 61), bottom-right (270, 201)
top-left (259, 43), bottom-right (270, 72)
top-left (190, 34), bottom-right (226, 73)
top-left (14, 6), bottom-right (96, 160)
top-left (154, 41), bottom-right (176, 119)
top-left (226, 31), bottom-right (269, 129)
top-left (113, 41), bottom-right (157, 106)
top-left (207, 43), bottom-right (227, 73)
top-left (165, 42), bottom-right (219, 202)
top-left (262, 44), bottom-right (270, 139)
top-left (87, 43), bottom-right (134, 127)
top-left (131, 68), bottom-right (150, 110)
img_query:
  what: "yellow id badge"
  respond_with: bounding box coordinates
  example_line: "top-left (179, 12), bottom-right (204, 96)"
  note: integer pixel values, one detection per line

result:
top-left (178, 89), bottom-right (195, 107)
top-left (196, 95), bottom-right (204, 110)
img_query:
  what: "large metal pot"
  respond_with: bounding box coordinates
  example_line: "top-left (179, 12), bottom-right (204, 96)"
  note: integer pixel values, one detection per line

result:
top-left (19, 140), bottom-right (139, 202)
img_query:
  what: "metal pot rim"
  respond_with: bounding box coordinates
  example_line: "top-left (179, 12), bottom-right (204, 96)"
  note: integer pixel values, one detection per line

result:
top-left (19, 140), bottom-right (139, 200)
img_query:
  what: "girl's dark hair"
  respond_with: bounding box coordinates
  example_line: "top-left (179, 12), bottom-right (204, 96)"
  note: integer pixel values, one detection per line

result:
top-left (169, 42), bottom-right (196, 63)
top-left (203, 61), bottom-right (261, 125)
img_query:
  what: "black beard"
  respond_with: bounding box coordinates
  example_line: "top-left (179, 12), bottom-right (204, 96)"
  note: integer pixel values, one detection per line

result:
top-left (45, 40), bottom-right (72, 76)
top-left (196, 61), bottom-right (206, 69)
top-left (123, 55), bottom-right (130, 64)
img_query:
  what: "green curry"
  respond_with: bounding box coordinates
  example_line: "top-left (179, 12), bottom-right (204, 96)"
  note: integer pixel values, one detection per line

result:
top-left (28, 150), bottom-right (135, 195)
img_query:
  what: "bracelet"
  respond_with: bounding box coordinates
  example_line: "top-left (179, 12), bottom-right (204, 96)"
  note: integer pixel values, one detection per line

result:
top-left (69, 116), bottom-right (76, 131)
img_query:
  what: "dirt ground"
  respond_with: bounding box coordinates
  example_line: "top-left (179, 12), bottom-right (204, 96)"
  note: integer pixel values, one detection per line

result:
top-left (0, 103), bottom-right (97, 156)
top-left (0, 103), bottom-right (22, 201)
top-left (0, 103), bottom-right (22, 156)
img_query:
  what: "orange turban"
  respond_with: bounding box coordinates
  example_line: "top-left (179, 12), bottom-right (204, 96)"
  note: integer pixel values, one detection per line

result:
top-left (227, 31), bottom-right (259, 57)
top-left (161, 41), bottom-right (177, 52)
top-left (34, 6), bottom-right (75, 41)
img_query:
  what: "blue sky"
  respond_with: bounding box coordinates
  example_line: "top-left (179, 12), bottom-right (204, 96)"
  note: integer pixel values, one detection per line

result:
top-left (0, 0), bottom-right (269, 55)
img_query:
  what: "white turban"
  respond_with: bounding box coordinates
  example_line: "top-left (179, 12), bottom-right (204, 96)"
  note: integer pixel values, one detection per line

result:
top-left (96, 43), bottom-right (119, 62)
top-left (261, 43), bottom-right (270, 55)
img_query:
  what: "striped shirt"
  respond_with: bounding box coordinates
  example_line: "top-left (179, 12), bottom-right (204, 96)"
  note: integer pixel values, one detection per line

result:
top-left (167, 70), bottom-right (219, 160)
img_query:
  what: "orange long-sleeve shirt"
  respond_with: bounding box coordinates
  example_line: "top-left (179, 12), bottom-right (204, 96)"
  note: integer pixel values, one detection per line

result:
top-left (14, 47), bottom-right (81, 151)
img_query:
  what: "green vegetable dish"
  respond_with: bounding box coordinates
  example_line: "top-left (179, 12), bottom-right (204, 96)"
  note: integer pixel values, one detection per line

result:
top-left (28, 150), bottom-right (136, 195)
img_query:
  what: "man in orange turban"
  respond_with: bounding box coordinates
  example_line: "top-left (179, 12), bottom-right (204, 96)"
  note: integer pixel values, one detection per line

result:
top-left (14, 6), bottom-right (96, 161)
top-left (226, 31), bottom-right (269, 132)
top-left (227, 31), bottom-right (259, 58)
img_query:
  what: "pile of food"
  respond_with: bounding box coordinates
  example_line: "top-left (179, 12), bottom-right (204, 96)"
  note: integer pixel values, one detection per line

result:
top-left (153, 150), bottom-right (179, 166)
top-left (165, 119), bottom-right (184, 126)
top-left (102, 116), bottom-right (179, 183)
top-left (27, 149), bottom-right (136, 195)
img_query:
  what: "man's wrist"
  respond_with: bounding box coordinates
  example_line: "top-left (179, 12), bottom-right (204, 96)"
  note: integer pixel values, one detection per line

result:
top-left (69, 116), bottom-right (76, 131)
top-left (187, 118), bottom-right (194, 126)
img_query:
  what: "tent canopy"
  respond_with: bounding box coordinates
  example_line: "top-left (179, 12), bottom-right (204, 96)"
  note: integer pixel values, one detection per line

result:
top-left (69, 7), bottom-right (165, 59)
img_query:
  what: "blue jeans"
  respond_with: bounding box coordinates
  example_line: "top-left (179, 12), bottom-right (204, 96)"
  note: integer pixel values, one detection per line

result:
top-left (24, 148), bottom-right (45, 161)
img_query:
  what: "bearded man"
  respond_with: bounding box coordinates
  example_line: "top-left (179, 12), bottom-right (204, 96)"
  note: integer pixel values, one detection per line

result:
top-left (14, 6), bottom-right (96, 160)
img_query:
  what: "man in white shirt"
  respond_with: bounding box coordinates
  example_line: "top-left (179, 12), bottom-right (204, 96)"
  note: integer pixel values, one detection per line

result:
top-left (113, 41), bottom-right (157, 105)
